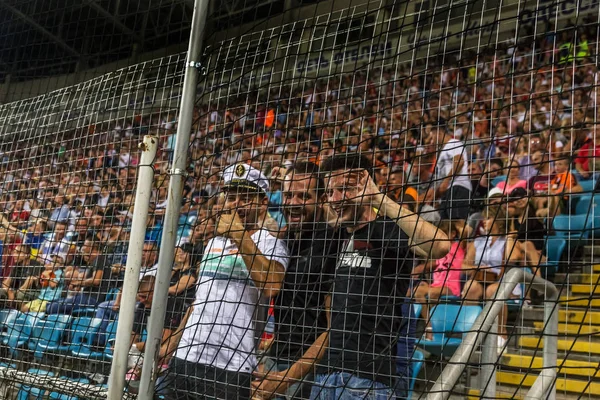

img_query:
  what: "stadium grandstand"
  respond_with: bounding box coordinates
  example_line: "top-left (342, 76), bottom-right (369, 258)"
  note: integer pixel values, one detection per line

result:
top-left (0, 0), bottom-right (597, 399)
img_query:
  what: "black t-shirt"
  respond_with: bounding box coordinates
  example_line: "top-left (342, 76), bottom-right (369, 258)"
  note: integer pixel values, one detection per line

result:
top-left (470, 178), bottom-right (489, 212)
top-left (318, 217), bottom-right (412, 387)
top-left (170, 266), bottom-right (197, 305)
top-left (514, 211), bottom-right (546, 251)
top-left (9, 260), bottom-right (43, 289)
top-left (270, 226), bottom-right (338, 363)
top-left (132, 297), bottom-right (186, 336)
top-left (83, 254), bottom-right (113, 301)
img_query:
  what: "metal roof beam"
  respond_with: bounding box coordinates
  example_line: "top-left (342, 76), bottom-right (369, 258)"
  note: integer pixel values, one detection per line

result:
top-left (83, 0), bottom-right (142, 43)
top-left (0, 0), bottom-right (80, 58)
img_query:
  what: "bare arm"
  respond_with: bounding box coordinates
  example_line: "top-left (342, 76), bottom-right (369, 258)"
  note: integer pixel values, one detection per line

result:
top-left (376, 195), bottom-right (450, 259)
top-left (168, 274), bottom-right (196, 296)
top-left (461, 242), bottom-right (477, 277)
top-left (235, 232), bottom-right (285, 298)
top-left (218, 213), bottom-right (286, 298)
top-left (159, 306), bottom-right (192, 363)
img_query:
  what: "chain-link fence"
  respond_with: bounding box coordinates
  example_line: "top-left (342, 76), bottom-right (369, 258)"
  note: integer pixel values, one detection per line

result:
top-left (0, 0), bottom-right (598, 399)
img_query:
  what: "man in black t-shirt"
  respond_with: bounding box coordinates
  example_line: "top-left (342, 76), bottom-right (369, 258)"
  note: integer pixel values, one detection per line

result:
top-left (252, 162), bottom-right (338, 399)
top-left (310, 154), bottom-right (449, 399)
top-left (46, 237), bottom-right (111, 314)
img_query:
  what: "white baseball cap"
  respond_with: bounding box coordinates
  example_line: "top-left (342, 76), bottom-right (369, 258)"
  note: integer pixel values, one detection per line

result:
top-left (222, 163), bottom-right (270, 195)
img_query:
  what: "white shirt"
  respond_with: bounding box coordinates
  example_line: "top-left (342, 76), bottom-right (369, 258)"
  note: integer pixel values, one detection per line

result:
top-left (176, 229), bottom-right (289, 373)
top-left (435, 139), bottom-right (472, 191)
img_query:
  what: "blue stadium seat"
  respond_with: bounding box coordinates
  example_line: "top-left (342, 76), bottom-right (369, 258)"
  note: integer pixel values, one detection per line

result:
top-left (552, 214), bottom-right (591, 241)
top-left (417, 304), bottom-right (482, 358)
top-left (105, 288), bottom-right (120, 302)
top-left (2, 312), bottom-right (37, 357)
top-left (408, 349), bottom-right (425, 400)
top-left (17, 369), bottom-right (54, 400)
top-left (103, 321), bottom-right (119, 359)
top-left (28, 314), bottom-right (72, 359)
top-left (491, 175), bottom-right (507, 187)
top-left (71, 307), bottom-right (98, 317)
top-left (70, 317), bottom-right (104, 359)
top-left (413, 303), bottom-right (422, 321)
top-left (540, 237), bottom-right (567, 278)
top-left (580, 179), bottom-right (597, 193)
top-left (49, 377), bottom-right (90, 400)
top-left (0, 309), bottom-right (18, 336)
top-left (574, 195), bottom-right (594, 215)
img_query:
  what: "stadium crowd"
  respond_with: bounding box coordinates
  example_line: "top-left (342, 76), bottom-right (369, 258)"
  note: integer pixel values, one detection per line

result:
top-left (0, 25), bottom-right (598, 399)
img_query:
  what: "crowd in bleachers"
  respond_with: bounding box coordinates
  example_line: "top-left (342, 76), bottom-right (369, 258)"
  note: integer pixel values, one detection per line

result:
top-left (0, 23), bottom-right (598, 395)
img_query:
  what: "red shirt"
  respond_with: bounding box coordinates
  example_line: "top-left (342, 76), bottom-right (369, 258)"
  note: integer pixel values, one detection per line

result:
top-left (575, 140), bottom-right (600, 172)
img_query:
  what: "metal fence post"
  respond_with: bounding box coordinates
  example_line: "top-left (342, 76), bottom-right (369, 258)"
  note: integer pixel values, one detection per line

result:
top-left (136, 0), bottom-right (210, 398)
top-left (107, 135), bottom-right (158, 400)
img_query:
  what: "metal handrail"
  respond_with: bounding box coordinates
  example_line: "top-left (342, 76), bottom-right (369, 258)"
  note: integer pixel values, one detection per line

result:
top-left (427, 269), bottom-right (559, 400)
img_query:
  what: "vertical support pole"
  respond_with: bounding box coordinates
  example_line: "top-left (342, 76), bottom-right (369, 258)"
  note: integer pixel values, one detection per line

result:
top-left (107, 135), bottom-right (158, 400)
top-left (543, 298), bottom-right (558, 400)
top-left (480, 316), bottom-right (498, 400)
top-left (136, 0), bottom-right (210, 398)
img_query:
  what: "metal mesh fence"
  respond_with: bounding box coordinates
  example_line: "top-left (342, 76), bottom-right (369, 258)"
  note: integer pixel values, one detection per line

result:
top-left (0, 0), bottom-right (598, 399)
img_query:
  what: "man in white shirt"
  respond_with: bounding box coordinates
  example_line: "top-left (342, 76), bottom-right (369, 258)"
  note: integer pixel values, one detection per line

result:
top-left (430, 122), bottom-right (473, 221)
top-left (160, 163), bottom-right (288, 400)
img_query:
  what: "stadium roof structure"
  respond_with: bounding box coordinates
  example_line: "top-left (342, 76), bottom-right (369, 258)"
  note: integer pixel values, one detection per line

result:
top-left (0, 0), bottom-right (306, 84)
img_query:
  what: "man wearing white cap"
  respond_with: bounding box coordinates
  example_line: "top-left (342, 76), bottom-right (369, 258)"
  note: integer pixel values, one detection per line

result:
top-left (160, 163), bottom-right (289, 400)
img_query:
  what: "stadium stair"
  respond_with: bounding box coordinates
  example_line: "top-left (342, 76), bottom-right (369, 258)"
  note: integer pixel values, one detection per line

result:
top-left (498, 258), bottom-right (600, 398)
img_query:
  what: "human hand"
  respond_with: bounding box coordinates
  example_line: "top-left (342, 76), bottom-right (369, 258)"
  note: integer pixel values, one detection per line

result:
top-left (251, 365), bottom-right (292, 400)
top-left (357, 169), bottom-right (384, 207)
top-left (217, 212), bottom-right (245, 243)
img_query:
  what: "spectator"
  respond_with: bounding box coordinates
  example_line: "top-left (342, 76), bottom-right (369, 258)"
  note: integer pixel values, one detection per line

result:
top-left (308, 154), bottom-right (447, 399)
top-left (428, 123), bottom-right (473, 221)
top-left (0, 244), bottom-right (43, 305)
top-left (21, 258), bottom-right (64, 313)
top-left (574, 125), bottom-right (600, 181)
top-left (413, 220), bottom-right (465, 340)
top-left (461, 206), bottom-right (523, 351)
top-left (495, 160), bottom-right (527, 193)
top-left (160, 163), bottom-right (289, 400)
top-left (39, 222), bottom-right (71, 263)
top-left (48, 194), bottom-right (70, 228)
top-left (536, 156), bottom-right (582, 218)
top-left (252, 162), bottom-right (337, 399)
top-left (45, 237), bottom-right (111, 314)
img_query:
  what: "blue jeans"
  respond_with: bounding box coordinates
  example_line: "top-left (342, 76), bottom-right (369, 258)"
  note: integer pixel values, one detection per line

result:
top-left (45, 294), bottom-right (97, 315)
top-left (95, 300), bottom-right (119, 345)
top-left (310, 373), bottom-right (395, 400)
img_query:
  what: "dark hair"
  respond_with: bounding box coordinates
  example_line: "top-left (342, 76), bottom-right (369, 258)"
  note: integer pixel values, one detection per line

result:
top-left (285, 161), bottom-right (324, 196)
top-left (490, 158), bottom-right (504, 169)
top-left (319, 153), bottom-right (373, 178)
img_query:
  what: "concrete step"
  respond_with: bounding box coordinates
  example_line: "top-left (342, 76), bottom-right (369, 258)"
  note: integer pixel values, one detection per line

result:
top-left (533, 321), bottom-right (600, 336)
top-left (559, 309), bottom-right (600, 325)
top-left (496, 371), bottom-right (600, 396)
top-left (501, 353), bottom-right (600, 379)
top-left (554, 273), bottom-right (600, 285)
top-left (506, 347), bottom-right (600, 363)
top-left (571, 284), bottom-right (600, 294)
top-left (559, 295), bottom-right (600, 307)
top-left (519, 336), bottom-right (600, 355)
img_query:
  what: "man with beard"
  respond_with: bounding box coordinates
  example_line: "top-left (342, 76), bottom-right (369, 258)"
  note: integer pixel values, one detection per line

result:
top-left (160, 163), bottom-right (289, 400)
top-left (252, 162), bottom-right (337, 399)
top-left (310, 154), bottom-right (448, 399)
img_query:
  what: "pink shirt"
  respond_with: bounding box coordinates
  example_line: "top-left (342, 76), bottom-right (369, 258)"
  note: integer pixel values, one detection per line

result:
top-left (496, 179), bottom-right (527, 194)
top-left (430, 242), bottom-right (464, 296)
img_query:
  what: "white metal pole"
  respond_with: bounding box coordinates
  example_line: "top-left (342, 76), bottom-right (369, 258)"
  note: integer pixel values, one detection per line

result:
top-left (107, 135), bottom-right (158, 400)
top-left (136, 0), bottom-right (210, 398)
